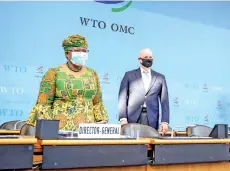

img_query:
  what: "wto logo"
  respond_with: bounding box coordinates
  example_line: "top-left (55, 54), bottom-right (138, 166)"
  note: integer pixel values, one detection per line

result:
top-left (185, 100), bottom-right (197, 105)
top-left (212, 86), bottom-right (223, 91)
top-left (0, 86), bottom-right (24, 95)
top-left (0, 109), bottom-right (23, 117)
top-left (216, 100), bottom-right (223, 110)
top-left (35, 66), bottom-right (45, 78)
top-left (202, 84), bottom-right (223, 92)
top-left (101, 72), bottom-right (110, 84)
top-left (186, 116), bottom-right (199, 123)
top-left (95, 0), bottom-right (132, 12)
top-left (203, 84), bottom-right (208, 92)
top-left (4, 65), bottom-right (27, 73)
top-left (204, 113), bottom-right (209, 125)
top-left (185, 84), bottom-right (198, 89)
top-left (173, 97), bottom-right (179, 107)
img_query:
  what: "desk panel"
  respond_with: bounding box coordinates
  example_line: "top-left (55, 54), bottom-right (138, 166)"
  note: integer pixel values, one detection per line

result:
top-left (148, 138), bottom-right (230, 165)
top-left (26, 165), bottom-right (147, 171)
top-left (153, 144), bottom-right (229, 164)
top-left (151, 138), bottom-right (230, 144)
top-left (41, 139), bottom-right (151, 145)
top-left (26, 162), bottom-right (230, 171)
top-left (0, 144), bottom-right (34, 169)
top-left (147, 162), bottom-right (230, 171)
top-left (42, 144), bottom-right (148, 169)
top-left (0, 137), bottom-right (37, 169)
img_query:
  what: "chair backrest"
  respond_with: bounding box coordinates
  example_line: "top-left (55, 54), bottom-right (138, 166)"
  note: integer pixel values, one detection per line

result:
top-left (14, 121), bottom-right (26, 130)
top-left (186, 124), bottom-right (212, 137)
top-left (0, 120), bottom-right (20, 129)
top-left (121, 123), bottom-right (160, 138)
top-left (20, 124), bottom-right (35, 136)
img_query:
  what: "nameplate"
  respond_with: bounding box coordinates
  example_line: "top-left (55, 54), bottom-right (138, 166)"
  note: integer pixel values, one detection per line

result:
top-left (78, 124), bottom-right (121, 138)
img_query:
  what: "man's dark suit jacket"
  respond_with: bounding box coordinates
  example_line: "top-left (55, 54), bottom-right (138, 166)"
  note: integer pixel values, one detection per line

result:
top-left (118, 68), bottom-right (170, 129)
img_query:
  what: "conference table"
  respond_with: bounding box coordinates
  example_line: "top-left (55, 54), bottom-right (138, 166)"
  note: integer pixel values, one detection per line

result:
top-left (31, 137), bottom-right (230, 171)
top-left (0, 129), bottom-right (185, 136)
top-left (0, 128), bottom-right (229, 137)
top-left (0, 129), bottom-right (20, 135)
top-left (1, 135), bottom-right (230, 170)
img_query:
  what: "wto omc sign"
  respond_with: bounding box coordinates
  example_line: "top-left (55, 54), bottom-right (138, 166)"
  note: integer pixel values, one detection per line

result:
top-left (95, 0), bottom-right (132, 12)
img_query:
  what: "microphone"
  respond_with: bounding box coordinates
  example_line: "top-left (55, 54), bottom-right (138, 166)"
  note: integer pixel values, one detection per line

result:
top-left (171, 125), bottom-right (196, 138)
top-left (71, 128), bottom-right (75, 137)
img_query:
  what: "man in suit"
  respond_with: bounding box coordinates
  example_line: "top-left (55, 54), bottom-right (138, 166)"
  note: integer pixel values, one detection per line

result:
top-left (118, 48), bottom-right (169, 133)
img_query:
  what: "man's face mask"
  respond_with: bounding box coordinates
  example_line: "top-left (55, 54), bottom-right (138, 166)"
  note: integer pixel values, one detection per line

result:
top-left (140, 58), bottom-right (153, 68)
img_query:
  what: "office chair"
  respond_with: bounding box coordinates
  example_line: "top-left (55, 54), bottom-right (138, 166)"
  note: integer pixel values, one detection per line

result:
top-left (186, 124), bottom-right (212, 137)
top-left (14, 121), bottom-right (26, 130)
top-left (121, 123), bottom-right (160, 138)
top-left (0, 120), bottom-right (20, 129)
top-left (20, 124), bottom-right (35, 136)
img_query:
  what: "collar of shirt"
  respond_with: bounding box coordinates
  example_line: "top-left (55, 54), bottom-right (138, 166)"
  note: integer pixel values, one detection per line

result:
top-left (140, 67), bottom-right (151, 75)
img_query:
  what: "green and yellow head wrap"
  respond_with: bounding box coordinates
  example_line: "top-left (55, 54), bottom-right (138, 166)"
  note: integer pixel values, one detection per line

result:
top-left (62, 34), bottom-right (88, 52)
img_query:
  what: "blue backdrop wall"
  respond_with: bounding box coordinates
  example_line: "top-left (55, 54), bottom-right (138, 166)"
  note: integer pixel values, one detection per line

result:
top-left (0, 1), bottom-right (230, 128)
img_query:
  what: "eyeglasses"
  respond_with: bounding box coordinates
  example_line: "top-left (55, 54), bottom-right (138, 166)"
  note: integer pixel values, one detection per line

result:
top-left (68, 49), bottom-right (89, 53)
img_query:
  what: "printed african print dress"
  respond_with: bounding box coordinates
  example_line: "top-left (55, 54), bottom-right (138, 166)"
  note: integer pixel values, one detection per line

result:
top-left (26, 65), bottom-right (109, 131)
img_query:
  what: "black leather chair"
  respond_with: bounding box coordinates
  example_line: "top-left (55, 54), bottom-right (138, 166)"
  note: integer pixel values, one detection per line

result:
top-left (121, 123), bottom-right (161, 138)
top-left (20, 124), bottom-right (35, 136)
top-left (0, 120), bottom-right (20, 129)
top-left (186, 124), bottom-right (212, 137)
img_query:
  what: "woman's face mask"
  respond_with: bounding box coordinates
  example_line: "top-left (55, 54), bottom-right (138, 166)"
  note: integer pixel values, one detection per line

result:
top-left (70, 52), bottom-right (88, 66)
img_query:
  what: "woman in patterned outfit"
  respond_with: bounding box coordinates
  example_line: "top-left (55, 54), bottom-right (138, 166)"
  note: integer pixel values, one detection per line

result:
top-left (26, 34), bottom-right (109, 131)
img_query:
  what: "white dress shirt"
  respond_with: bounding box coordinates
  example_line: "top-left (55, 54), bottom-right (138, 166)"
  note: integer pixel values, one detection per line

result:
top-left (140, 67), bottom-right (151, 107)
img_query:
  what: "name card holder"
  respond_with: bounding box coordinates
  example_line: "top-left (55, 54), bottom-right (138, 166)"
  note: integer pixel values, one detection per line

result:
top-left (78, 124), bottom-right (121, 138)
top-left (35, 119), bottom-right (59, 139)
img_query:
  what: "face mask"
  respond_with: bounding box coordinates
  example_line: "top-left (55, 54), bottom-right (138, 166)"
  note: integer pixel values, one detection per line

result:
top-left (140, 58), bottom-right (153, 68)
top-left (70, 52), bottom-right (88, 66)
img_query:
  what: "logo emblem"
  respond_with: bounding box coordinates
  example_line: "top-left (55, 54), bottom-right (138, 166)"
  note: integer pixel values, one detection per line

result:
top-left (173, 97), bottom-right (179, 107)
top-left (35, 66), bottom-right (45, 78)
top-left (204, 113), bottom-right (209, 125)
top-left (101, 72), bottom-right (110, 84)
top-left (203, 84), bottom-right (208, 92)
top-left (95, 0), bottom-right (132, 12)
top-left (216, 100), bottom-right (223, 110)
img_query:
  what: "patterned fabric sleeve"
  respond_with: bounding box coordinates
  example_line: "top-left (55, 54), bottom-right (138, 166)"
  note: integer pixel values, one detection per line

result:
top-left (92, 71), bottom-right (109, 122)
top-left (26, 69), bottom-right (56, 126)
